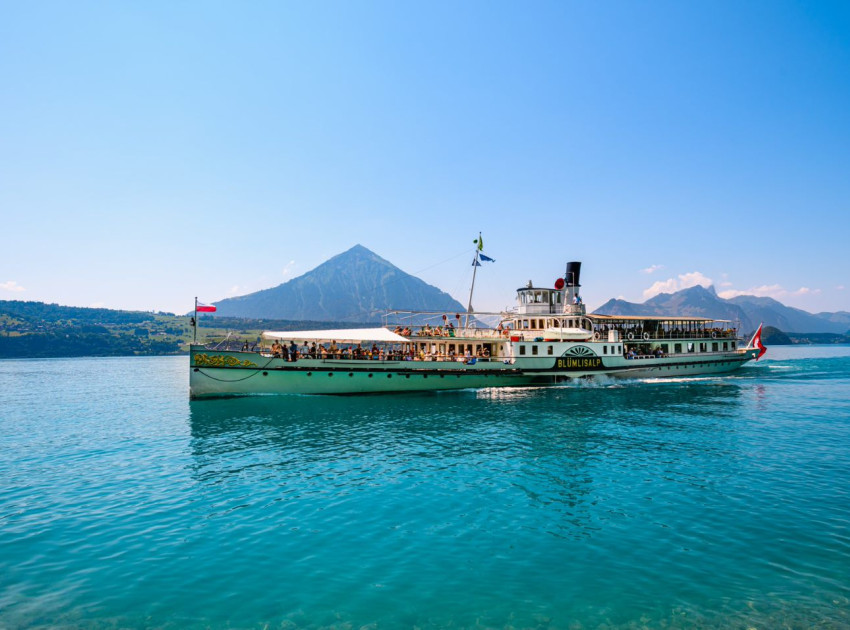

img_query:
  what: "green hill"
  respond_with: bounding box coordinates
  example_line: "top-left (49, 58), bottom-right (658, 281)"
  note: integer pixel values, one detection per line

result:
top-left (0, 301), bottom-right (376, 358)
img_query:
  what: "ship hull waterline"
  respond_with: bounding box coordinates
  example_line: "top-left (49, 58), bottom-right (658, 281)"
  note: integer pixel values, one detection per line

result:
top-left (189, 346), bottom-right (759, 399)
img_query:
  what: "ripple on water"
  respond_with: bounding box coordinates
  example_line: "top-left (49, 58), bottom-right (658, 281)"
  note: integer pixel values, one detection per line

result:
top-left (1, 350), bottom-right (849, 628)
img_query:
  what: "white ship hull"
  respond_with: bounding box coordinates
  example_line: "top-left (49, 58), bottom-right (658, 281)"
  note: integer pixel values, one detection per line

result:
top-left (189, 343), bottom-right (760, 398)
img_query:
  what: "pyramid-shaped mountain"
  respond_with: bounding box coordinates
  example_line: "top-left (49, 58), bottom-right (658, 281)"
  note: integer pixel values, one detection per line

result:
top-left (212, 245), bottom-right (467, 322)
top-left (595, 285), bottom-right (848, 334)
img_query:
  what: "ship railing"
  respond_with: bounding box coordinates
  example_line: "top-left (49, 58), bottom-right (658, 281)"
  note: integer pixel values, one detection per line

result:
top-left (605, 328), bottom-right (737, 341)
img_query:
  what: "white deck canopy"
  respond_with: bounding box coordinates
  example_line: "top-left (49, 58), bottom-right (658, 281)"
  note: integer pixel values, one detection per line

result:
top-left (262, 328), bottom-right (408, 344)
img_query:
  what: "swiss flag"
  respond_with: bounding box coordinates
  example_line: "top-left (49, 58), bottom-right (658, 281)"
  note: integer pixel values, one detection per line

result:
top-left (751, 324), bottom-right (767, 360)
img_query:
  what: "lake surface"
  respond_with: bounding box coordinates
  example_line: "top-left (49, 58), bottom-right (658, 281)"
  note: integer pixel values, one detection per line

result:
top-left (1, 346), bottom-right (849, 629)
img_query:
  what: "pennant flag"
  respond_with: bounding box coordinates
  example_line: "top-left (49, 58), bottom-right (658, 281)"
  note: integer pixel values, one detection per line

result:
top-left (473, 232), bottom-right (483, 252)
top-left (479, 253), bottom-right (495, 263)
top-left (472, 258), bottom-right (481, 267)
top-left (197, 303), bottom-right (217, 313)
top-left (751, 323), bottom-right (767, 360)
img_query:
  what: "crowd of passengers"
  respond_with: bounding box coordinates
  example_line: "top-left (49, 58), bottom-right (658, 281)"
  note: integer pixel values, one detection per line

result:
top-left (395, 323), bottom-right (457, 337)
top-left (400, 322), bottom-right (735, 340)
top-left (264, 339), bottom-right (490, 363)
top-left (624, 345), bottom-right (666, 360)
top-left (598, 324), bottom-right (734, 339)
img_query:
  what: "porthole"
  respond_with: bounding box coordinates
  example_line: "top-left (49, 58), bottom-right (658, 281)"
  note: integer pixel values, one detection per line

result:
top-left (405, 374), bottom-right (410, 379)
top-left (387, 374), bottom-right (392, 379)
top-left (328, 372), bottom-right (333, 377)
top-left (263, 371), bottom-right (268, 376)
top-left (193, 368), bottom-right (199, 372)
top-left (368, 373), bottom-right (373, 378)
top-left (423, 374), bottom-right (428, 378)
top-left (440, 374), bottom-right (445, 378)
top-left (349, 373), bottom-right (353, 377)
top-left (307, 372), bottom-right (312, 377)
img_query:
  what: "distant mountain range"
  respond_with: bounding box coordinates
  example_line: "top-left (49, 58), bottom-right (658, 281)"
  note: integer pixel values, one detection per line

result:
top-left (214, 245), bottom-right (849, 335)
top-left (213, 245), bottom-right (467, 322)
top-left (595, 285), bottom-right (850, 334)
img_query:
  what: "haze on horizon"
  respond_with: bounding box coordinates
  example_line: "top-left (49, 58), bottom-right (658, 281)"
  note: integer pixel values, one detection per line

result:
top-left (2, 1), bottom-right (849, 316)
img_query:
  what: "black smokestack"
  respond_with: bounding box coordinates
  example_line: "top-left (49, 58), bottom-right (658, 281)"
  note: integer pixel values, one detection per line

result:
top-left (565, 262), bottom-right (581, 287)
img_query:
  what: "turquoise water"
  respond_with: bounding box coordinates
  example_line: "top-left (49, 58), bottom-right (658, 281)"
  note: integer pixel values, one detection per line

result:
top-left (1, 347), bottom-right (849, 629)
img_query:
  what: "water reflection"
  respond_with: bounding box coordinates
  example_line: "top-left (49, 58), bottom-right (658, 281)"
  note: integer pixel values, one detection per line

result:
top-left (186, 380), bottom-right (748, 542)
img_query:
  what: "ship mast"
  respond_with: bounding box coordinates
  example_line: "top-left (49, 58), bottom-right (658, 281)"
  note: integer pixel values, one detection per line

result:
top-left (465, 233), bottom-right (493, 329)
top-left (464, 249), bottom-right (480, 329)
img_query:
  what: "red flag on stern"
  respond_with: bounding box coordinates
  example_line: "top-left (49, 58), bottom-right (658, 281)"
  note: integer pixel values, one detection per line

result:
top-left (750, 323), bottom-right (767, 360)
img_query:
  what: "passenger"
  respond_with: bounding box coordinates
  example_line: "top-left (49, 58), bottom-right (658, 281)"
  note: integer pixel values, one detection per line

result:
top-left (289, 341), bottom-right (298, 361)
top-left (281, 343), bottom-right (289, 361)
top-left (272, 341), bottom-right (282, 358)
top-left (300, 341), bottom-right (310, 358)
top-left (242, 341), bottom-right (250, 351)
top-left (329, 341), bottom-right (339, 358)
top-left (310, 342), bottom-right (318, 358)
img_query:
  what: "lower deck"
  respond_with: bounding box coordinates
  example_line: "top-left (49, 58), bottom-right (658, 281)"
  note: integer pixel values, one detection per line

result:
top-left (189, 340), bottom-right (759, 398)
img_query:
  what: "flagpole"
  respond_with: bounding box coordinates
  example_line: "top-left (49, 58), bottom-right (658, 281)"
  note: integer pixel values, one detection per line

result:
top-left (465, 250), bottom-right (479, 330)
top-left (193, 296), bottom-right (198, 344)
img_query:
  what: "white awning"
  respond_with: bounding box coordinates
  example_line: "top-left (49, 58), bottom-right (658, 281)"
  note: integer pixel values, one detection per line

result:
top-left (262, 328), bottom-right (409, 343)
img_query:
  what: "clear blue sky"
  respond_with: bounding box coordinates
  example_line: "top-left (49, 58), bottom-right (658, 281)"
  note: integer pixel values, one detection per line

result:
top-left (2, 1), bottom-right (848, 316)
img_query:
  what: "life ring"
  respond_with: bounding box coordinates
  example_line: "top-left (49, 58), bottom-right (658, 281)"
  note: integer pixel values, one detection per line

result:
top-left (593, 331), bottom-right (600, 340)
top-left (711, 331), bottom-right (717, 339)
top-left (643, 332), bottom-right (650, 340)
top-left (627, 332), bottom-right (634, 340)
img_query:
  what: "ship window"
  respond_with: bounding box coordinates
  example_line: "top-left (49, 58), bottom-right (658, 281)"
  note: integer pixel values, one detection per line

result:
top-left (731, 341), bottom-right (736, 349)
top-left (603, 346), bottom-right (608, 354)
top-left (675, 343), bottom-right (682, 353)
top-left (519, 346), bottom-right (526, 355)
top-left (723, 342), bottom-right (728, 351)
top-left (700, 343), bottom-right (707, 352)
top-left (712, 342), bottom-right (718, 352)
top-left (688, 343), bottom-right (694, 353)
top-left (548, 345), bottom-right (553, 355)
top-left (661, 344), bottom-right (669, 353)
top-left (532, 345), bottom-right (538, 355)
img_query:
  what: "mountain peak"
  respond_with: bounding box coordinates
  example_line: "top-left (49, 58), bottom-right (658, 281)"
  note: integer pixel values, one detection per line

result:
top-left (212, 245), bottom-right (465, 322)
top-left (595, 283), bottom-right (847, 334)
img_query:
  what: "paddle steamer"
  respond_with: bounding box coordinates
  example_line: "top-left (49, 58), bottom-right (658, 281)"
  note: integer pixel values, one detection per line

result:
top-left (189, 261), bottom-right (765, 398)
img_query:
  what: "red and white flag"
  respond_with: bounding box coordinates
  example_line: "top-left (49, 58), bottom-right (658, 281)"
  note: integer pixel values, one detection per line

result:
top-left (196, 302), bottom-right (217, 313)
top-left (751, 323), bottom-right (767, 360)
